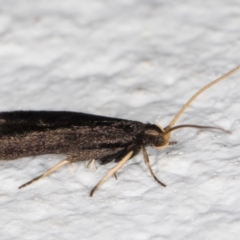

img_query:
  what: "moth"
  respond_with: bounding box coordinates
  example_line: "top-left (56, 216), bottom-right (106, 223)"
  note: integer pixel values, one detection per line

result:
top-left (0, 66), bottom-right (239, 196)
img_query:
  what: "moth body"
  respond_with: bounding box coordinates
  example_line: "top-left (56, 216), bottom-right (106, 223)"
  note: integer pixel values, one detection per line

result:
top-left (0, 65), bottom-right (239, 196)
top-left (0, 111), bottom-right (165, 163)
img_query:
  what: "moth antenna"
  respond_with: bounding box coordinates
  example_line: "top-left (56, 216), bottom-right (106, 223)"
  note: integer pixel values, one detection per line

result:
top-left (164, 124), bottom-right (231, 135)
top-left (167, 65), bottom-right (240, 129)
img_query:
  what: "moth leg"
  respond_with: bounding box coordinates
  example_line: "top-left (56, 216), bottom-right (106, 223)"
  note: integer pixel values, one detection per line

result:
top-left (88, 158), bottom-right (117, 179)
top-left (87, 159), bottom-right (96, 172)
top-left (142, 146), bottom-right (166, 187)
top-left (19, 158), bottom-right (71, 189)
top-left (90, 150), bottom-right (133, 197)
top-left (112, 146), bottom-right (141, 180)
top-left (70, 162), bottom-right (76, 175)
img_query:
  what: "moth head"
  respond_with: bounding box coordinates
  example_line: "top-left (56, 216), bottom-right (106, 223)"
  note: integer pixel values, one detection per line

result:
top-left (144, 124), bottom-right (170, 149)
top-left (154, 124), bottom-right (170, 149)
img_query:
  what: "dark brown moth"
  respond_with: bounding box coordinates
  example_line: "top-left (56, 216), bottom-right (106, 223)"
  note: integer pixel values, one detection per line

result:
top-left (0, 65), bottom-right (239, 196)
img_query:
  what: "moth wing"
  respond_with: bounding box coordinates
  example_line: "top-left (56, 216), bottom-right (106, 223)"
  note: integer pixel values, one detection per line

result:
top-left (0, 111), bottom-right (145, 149)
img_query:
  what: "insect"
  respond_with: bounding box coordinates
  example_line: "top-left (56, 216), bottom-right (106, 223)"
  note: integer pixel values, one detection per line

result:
top-left (0, 66), bottom-right (239, 196)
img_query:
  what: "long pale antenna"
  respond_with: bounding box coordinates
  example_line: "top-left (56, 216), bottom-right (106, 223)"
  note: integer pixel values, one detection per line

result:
top-left (168, 65), bottom-right (240, 128)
